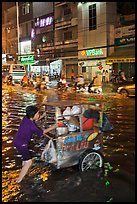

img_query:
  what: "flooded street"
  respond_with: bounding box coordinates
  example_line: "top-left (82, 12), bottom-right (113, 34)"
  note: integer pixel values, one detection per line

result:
top-left (2, 84), bottom-right (135, 202)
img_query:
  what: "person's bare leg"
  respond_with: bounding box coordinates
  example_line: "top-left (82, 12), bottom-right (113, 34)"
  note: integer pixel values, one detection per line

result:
top-left (16, 159), bottom-right (32, 183)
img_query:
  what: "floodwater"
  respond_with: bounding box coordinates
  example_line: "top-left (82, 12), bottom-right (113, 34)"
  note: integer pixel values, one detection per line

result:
top-left (2, 84), bottom-right (135, 202)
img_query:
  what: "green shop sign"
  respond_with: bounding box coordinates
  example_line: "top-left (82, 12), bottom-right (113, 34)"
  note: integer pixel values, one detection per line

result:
top-left (86, 49), bottom-right (103, 56)
top-left (20, 56), bottom-right (35, 64)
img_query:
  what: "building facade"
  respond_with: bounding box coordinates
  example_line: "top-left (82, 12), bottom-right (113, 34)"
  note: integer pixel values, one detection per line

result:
top-left (54, 2), bottom-right (78, 79)
top-left (2, 2), bottom-right (17, 63)
top-left (106, 14), bottom-right (135, 79)
top-left (77, 2), bottom-right (117, 82)
top-left (2, 2), bottom-right (135, 81)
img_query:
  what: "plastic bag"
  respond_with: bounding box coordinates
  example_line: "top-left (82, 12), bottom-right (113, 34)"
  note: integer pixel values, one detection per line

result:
top-left (101, 113), bottom-right (113, 132)
top-left (41, 139), bottom-right (57, 163)
top-left (63, 106), bottom-right (71, 120)
top-left (71, 105), bottom-right (81, 115)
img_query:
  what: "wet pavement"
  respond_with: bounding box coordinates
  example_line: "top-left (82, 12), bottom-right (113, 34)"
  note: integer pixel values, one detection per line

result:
top-left (2, 83), bottom-right (135, 202)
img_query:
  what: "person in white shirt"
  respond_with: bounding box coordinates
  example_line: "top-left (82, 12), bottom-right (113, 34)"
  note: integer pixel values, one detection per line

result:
top-left (77, 75), bottom-right (85, 90)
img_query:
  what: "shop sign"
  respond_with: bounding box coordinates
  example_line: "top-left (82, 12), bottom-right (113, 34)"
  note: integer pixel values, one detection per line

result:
top-left (98, 65), bottom-right (103, 70)
top-left (106, 58), bottom-right (135, 64)
top-left (80, 48), bottom-right (104, 57)
top-left (87, 49), bottom-right (103, 56)
top-left (35, 16), bottom-right (53, 28)
top-left (115, 36), bottom-right (135, 45)
top-left (20, 56), bottom-right (35, 64)
top-left (31, 28), bottom-right (35, 40)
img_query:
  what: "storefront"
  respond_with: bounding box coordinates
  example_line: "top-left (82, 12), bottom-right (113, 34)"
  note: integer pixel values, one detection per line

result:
top-left (30, 60), bottom-right (49, 76)
top-left (30, 59), bottom-right (62, 79)
top-left (106, 46), bottom-right (135, 79)
top-left (19, 55), bottom-right (36, 75)
top-left (78, 48), bottom-right (110, 82)
top-left (106, 24), bottom-right (135, 79)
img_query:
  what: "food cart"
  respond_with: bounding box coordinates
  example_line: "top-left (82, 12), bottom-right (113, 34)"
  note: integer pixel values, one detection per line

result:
top-left (41, 99), bottom-right (104, 172)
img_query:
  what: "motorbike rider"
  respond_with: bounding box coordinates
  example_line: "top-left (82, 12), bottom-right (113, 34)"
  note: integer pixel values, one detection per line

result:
top-left (44, 74), bottom-right (49, 89)
top-left (35, 74), bottom-right (41, 91)
top-left (28, 74), bottom-right (34, 87)
top-left (88, 74), bottom-right (102, 94)
top-left (88, 76), bottom-right (97, 93)
top-left (41, 74), bottom-right (49, 90)
top-left (58, 75), bottom-right (67, 89)
top-left (21, 74), bottom-right (29, 86)
top-left (76, 74), bottom-right (85, 90)
top-left (6, 73), bottom-right (13, 85)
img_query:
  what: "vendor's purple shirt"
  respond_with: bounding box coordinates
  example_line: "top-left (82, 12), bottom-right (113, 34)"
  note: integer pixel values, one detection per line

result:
top-left (13, 116), bottom-right (43, 146)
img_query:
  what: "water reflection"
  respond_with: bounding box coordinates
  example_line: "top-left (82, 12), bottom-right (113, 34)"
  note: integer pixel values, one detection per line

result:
top-left (2, 84), bottom-right (135, 202)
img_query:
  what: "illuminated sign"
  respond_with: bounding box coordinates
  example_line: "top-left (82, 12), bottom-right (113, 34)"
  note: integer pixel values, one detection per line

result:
top-left (86, 49), bottom-right (103, 56)
top-left (31, 28), bottom-right (35, 40)
top-left (115, 36), bottom-right (135, 45)
top-left (106, 58), bottom-right (135, 64)
top-left (20, 40), bottom-right (31, 54)
top-left (20, 56), bottom-right (35, 64)
top-left (80, 49), bottom-right (104, 57)
top-left (35, 16), bottom-right (53, 28)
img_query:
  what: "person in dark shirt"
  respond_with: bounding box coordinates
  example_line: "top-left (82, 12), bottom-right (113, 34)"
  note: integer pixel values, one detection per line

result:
top-left (13, 105), bottom-right (57, 183)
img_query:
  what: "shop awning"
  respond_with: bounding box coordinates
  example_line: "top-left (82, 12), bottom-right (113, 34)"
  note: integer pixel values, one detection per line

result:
top-left (31, 61), bottom-right (47, 66)
top-left (31, 59), bottom-right (58, 66)
top-left (106, 46), bottom-right (135, 64)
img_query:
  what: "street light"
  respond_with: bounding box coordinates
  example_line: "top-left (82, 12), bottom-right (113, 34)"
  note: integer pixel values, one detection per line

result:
top-left (16, 2), bottom-right (20, 55)
top-left (46, 58), bottom-right (50, 77)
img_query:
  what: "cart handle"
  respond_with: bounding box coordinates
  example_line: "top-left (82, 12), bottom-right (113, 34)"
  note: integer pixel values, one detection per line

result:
top-left (43, 133), bottom-right (56, 141)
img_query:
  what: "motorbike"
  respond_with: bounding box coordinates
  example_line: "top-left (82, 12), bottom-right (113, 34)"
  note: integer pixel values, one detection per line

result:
top-left (88, 85), bottom-right (102, 94)
top-left (88, 82), bottom-right (102, 94)
top-left (57, 81), bottom-right (69, 91)
top-left (20, 80), bottom-right (29, 87)
top-left (34, 82), bottom-right (41, 91)
top-left (75, 83), bottom-right (86, 92)
top-left (20, 78), bottom-right (35, 88)
top-left (41, 81), bottom-right (49, 90)
top-left (6, 75), bottom-right (14, 86)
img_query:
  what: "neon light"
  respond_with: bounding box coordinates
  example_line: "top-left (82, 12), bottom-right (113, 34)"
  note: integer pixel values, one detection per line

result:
top-left (35, 16), bottom-right (53, 28)
top-left (31, 28), bottom-right (35, 39)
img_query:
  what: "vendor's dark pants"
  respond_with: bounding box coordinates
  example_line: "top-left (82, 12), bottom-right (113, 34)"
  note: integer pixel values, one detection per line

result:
top-left (14, 144), bottom-right (32, 161)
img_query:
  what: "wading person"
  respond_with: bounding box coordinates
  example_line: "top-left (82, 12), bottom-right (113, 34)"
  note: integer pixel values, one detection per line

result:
top-left (13, 105), bottom-right (57, 183)
top-left (71, 69), bottom-right (74, 81)
top-left (102, 70), bottom-right (106, 83)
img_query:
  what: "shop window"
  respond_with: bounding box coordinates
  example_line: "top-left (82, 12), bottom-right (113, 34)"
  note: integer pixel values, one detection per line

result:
top-left (82, 67), bottom-right (86, 73)
top-left (89, 4), bottom-right (96, 30)
top-left (64, 31), bottom-right (72, 41)
top-left (64, 8), bottom-right (71, 16)
top-left (22, 2), bottom-right (30, 15)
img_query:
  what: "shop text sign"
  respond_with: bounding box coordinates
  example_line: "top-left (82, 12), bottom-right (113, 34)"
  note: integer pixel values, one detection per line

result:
top-left (20, 56), bottom-right (34, 64)
top-left (35, 16), bottom-right (53, 28)
top-left (80, 48), bottom-right (105, 57)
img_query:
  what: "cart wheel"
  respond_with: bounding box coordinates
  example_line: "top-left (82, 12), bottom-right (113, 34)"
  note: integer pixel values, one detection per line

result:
top-left (79, 150), bottom-right (103, 172)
